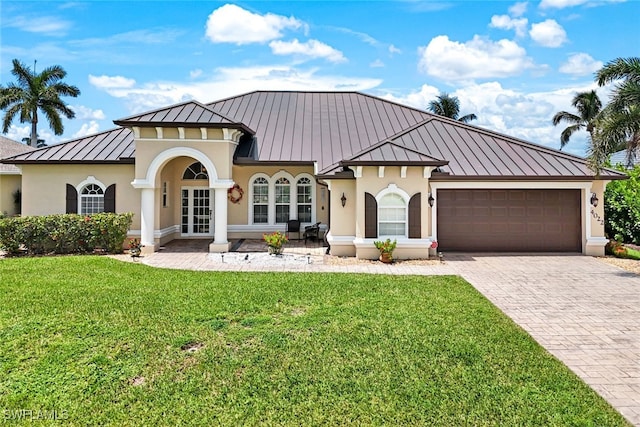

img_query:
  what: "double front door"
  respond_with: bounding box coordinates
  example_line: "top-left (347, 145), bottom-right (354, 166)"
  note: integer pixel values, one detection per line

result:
top-left (181, 187), bottom-right (213, 236)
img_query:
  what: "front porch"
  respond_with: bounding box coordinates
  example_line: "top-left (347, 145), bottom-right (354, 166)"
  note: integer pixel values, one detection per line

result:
top-left (154, 238), bottom-right (327, 256)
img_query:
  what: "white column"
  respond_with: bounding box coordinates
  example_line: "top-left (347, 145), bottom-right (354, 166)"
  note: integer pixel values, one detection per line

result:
top-left (214, 187), bottom-right (228, 245)
top-left (140, 188), bottom-right (155, 249)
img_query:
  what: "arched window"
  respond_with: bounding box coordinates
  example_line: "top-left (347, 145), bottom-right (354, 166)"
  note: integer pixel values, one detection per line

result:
top-left (275, 177), bottom-right (290, 223)
top-left (80, 184), bottom-right (104, 215)
top-left (182, 162), bottom-right (209, 180)
top-left (378, 193), bottom-right (407, 237)
top-left (296, 177), bottom-right (312, 223)
top-left (252, 177), bottom-right (269, 224)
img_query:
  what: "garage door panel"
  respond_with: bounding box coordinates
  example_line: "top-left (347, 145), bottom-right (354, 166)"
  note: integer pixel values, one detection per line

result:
top-left (438, 189), bottom-right (581, 252)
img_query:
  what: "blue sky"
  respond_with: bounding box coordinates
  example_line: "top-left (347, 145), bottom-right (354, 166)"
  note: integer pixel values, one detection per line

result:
top-left (1, 0), bottom-right (637, 156)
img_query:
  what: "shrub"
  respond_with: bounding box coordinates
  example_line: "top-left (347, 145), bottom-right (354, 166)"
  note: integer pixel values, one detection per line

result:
top-left (605, 165), bottom-right (640, 244)
top-left (0, 213), bottom-right (133, 256)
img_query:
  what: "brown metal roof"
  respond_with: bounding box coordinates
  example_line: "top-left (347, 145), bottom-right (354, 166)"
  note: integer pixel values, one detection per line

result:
top-left (0, 90), bottom-right (626, 180)
top-left (113, 100), bottom-right (254, 134)
top-left (386, 117), bottom-right (625, 180)
top-left (3, 127), bottom-right (134, 164)
top-left (208, 91), bottom-right (431, 173)
top-left (0, 136), bottom-right (34, 173)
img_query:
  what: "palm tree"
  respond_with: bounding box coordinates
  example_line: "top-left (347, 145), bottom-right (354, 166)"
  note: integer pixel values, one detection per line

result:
top-left (552, 90), bottom-right (602, 151)
top-left (428, 92), bottom-right (477, 123)
top-left (0, 59), bottom-right (80, 147)
top-left (591, 57), bottom-right (640, 169)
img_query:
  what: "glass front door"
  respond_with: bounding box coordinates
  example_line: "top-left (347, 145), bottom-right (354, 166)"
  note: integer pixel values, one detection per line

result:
top-left (181, 187), bottom-right (213, 236)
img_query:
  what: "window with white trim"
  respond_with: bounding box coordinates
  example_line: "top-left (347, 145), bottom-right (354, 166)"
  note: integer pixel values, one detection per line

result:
top-left (296, 177), bottom-right (312, 223)
top-left (80, 184), bottom-right (104, 215)
top-left (252, 177), bottom-right (269, 224)
top-left (275, 177), bottom-right (290, 223)
top-left (378, 193), bottom-right (407, 236)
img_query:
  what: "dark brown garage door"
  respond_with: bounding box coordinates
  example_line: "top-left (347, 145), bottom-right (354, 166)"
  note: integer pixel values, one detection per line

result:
top-left (437, 189), bottom-right (581, 252)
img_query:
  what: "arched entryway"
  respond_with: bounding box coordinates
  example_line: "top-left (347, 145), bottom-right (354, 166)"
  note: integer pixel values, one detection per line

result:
top-left (131, 146), bottom-right (234, 253)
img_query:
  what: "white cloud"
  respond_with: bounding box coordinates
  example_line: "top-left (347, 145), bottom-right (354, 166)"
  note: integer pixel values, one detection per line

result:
top-left (72, 121), bottom-right (100, 138)
top-left (389, 44), bottom-right (402, 55)
top-left (205, 4), bottom-right (303, 45)
top-left (5, 124), bottom-right (59, 146)
top-left (370, 59), bottom-right (385, 68)
top-left (269, 39), bottom-right (346, 63)
top-left (380, 84), bottom-right (441, 110)
top-left (489, 15), bottom-right (528, 37)
top-left (509, 2), bottom-right (529, 16)
top-left (88, 74), bottom-right (136, 89)
top-left (71, 105), bottom-right (106, 120)
top-left (418, 35), bottom-right (535, 81)
top-left (540, 0), bottom-right (587, 8)
top-left (5, 15), bottom-right (71, 35)
top-left (559, 53), bottom-right (603, 75)
top-left (190, 69), bottom-right (203, 79)
top-left (70, 29), bottom-right (183, 48)
top-left (529, 19), bottom-right (568, 47)
top-left (91, 65), bottom-right (382, 114)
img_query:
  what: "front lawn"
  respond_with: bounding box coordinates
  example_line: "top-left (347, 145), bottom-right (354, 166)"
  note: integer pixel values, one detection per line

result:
top-left (0, 257), bottom-right (628, 426)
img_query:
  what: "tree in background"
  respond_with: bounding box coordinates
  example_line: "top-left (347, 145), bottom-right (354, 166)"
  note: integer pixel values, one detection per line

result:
top-left (0, 59), bottom-right (80, 147)
top-left (428, 92), bottom-right (477, 124)
top-left (590, 57), bottom-right (640, 170)
top-left (552, 90), bottom-right (602, 151)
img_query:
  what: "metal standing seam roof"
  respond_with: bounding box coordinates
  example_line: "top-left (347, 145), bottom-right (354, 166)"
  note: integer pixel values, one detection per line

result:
top-left (0, 136), bottom-right (35, 173)
top-left (3, 127), bottom-right (134, 163)
top-left (0, 90), bottom-right (627, 180)
top-left (384, 117), bottom-right (626, 179)
top-left (113, 100), bottom-right (254, 134)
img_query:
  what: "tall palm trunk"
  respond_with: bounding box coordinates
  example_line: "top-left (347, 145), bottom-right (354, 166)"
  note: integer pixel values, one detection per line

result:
top-left (30, 109), bottom-right (38, 147)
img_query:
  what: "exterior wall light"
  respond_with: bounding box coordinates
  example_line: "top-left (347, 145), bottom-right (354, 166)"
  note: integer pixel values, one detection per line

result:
top-left (590, 193), bottom-right (599, 207)
top-left (428, 194), bottom-right (435, 207)
top-left (341, 192), bottom-right (347, 208)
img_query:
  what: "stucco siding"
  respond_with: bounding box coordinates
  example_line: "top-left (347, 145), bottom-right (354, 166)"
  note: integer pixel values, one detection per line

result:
top-left (20, 164), bottom-right (139, 228)
top-left (0, 174), bottom-right (22, 216)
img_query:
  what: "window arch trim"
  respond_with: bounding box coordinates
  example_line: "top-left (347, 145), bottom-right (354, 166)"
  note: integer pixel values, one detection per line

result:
top-left (376, 184), bottom-right (410, 238)
top-left (76, 176), bottom-right (107, 215)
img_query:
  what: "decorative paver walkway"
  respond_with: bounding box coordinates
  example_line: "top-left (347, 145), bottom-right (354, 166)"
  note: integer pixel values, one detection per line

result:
top-left (129, 241), bottom-right (640, 425)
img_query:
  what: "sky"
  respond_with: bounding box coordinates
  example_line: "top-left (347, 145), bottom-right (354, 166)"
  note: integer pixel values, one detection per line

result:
top-left (1, 0), bottom-right (638, 156)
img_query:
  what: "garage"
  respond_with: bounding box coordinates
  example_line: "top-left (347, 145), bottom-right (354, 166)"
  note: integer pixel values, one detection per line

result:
top-left (437, 189), bottom-right (582, 252)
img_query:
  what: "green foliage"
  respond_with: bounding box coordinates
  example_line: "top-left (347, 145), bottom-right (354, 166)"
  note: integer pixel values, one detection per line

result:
top-left (0, 258), bottom-right (627, 426)
top-left (0, 212), bottom-right (133, 255)
top-left (374, 238), bottom-right (397, 255)
top-left (263, 231), bottom-right (288, 249)
top-left (605, 165), bottom-right (640, 244)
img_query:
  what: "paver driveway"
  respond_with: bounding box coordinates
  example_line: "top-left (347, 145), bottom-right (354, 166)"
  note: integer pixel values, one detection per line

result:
top-left (138, 247), bottom-right (640, 425)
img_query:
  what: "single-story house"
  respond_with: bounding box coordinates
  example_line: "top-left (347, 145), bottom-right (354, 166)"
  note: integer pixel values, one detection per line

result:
top-left (610, 148), bottom-right (640, 169)
top-left (0, 91), bottom-right (625, 258)
top-left (0, 136), bottom-right (34, 216)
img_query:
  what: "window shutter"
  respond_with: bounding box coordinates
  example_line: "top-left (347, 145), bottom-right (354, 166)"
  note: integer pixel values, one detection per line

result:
top-left (66, 184), bottom-right (77, 214)
top-left (408, 193), bottom-right (421, 238)
top-left (364, 192), bottom-right (377, 238)
top-left (104, 184), bottom-right (116, 213)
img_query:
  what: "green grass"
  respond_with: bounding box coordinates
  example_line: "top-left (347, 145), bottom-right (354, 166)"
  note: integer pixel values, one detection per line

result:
top-left (0, 257), bottom-right (628, 426)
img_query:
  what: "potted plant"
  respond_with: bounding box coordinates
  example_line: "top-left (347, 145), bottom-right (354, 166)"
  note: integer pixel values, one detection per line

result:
top-left (374, 238), bottom-right (397, 263)
top-left (263, 231), bottom-right (288, 255)
top-left (129, 238), bottom-right (144, 258)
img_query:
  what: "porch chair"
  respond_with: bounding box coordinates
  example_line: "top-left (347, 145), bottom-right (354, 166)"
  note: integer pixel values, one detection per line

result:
top-left (303, 222), bottom-right (322, 243)
top-left (286, 219), bottom-right (301, 240)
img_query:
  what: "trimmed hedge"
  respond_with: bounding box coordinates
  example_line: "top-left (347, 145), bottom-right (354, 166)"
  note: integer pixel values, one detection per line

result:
top-left (0, 213), bottom-right (133, 256)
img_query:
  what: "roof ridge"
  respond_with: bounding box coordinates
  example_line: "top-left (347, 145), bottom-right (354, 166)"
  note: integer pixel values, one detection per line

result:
top-left (114, 99), bottom-right (207, 122)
